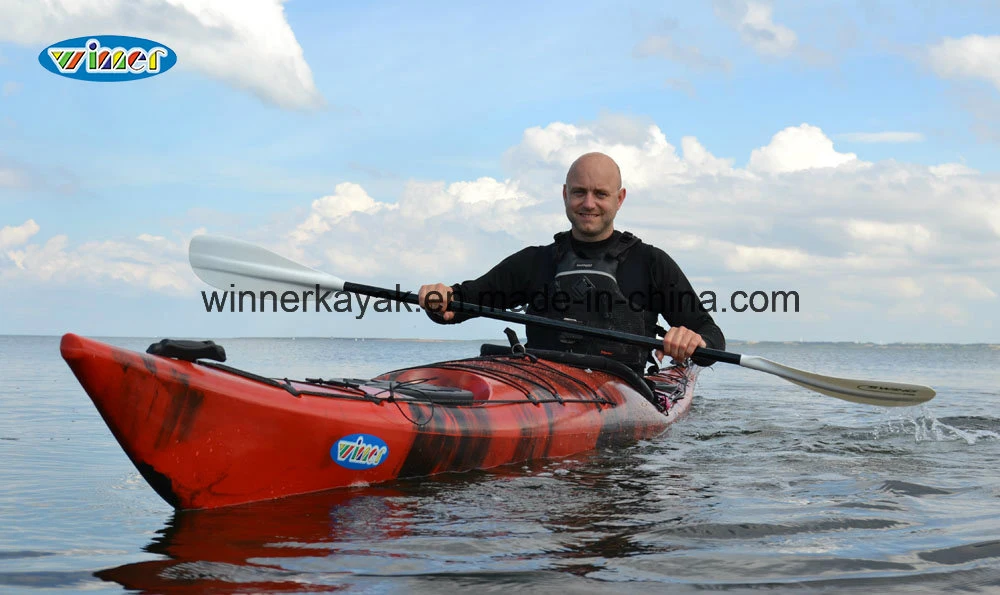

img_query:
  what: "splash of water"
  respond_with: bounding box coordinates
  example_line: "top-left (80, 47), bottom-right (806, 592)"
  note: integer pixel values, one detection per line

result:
top-left (874, 408), bottom-right (1000, 445)
top-left (912, 414), bottom-right (1000, 444)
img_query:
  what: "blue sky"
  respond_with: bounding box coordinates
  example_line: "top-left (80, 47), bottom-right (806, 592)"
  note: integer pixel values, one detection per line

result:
top-left (1, 0), bottom-right (998, 343)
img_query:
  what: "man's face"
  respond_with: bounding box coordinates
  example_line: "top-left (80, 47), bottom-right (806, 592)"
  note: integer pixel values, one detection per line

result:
top-left (563, 159), bottom-right (626, 241)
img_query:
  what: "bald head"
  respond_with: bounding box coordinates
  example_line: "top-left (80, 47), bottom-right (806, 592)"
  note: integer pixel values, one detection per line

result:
top-left (566, 152), bottom-right (622, 189)
top-left (562, 152), bottom-right (627, 241)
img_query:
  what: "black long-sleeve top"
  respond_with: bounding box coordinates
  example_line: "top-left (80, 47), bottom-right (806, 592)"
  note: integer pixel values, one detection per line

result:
top-left (428, 230), bottom-right (725, 367)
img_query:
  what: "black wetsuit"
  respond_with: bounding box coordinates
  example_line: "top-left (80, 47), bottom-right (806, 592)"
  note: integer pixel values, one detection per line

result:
top-left (428, 230), bottom-right (725, 371)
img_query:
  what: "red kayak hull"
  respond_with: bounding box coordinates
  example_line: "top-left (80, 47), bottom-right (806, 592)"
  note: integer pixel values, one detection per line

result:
top-left (60, 333), bottom-right (697, 509)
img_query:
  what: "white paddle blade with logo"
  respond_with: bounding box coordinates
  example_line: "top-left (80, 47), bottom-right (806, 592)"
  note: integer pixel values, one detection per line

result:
top-left (739, 356), bottom-right (936, 406)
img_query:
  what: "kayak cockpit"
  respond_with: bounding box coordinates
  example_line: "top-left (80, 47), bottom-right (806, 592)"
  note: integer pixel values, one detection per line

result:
top-left (137, 336), bottom-right (662, 408)
top-left (193, 347), bottom-right (656, 408)
top-left (297, 377), bottom-right (478, 405)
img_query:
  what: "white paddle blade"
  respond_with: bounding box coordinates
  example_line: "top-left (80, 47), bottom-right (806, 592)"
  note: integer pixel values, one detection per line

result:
top-left (739, 356), bottom-right (936, 407)
top-left (188, 235), bottom-right (346, 295)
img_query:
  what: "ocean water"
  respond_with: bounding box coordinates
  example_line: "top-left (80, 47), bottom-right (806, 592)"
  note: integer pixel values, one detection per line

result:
top-left (1, 335), bottom-right (999, 593)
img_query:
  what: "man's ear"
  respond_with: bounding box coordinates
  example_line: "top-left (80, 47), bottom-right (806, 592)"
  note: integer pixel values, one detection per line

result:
top-left (618, 187), bottom-right (626, 207)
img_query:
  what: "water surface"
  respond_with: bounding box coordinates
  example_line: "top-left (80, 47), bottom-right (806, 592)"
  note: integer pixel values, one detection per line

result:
top-left (2, 336), bottom-right (998, 593)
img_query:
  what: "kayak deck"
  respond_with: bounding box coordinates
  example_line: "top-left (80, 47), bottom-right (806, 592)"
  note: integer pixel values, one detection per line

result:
top-left (60, 333), bottom-right (698, 509)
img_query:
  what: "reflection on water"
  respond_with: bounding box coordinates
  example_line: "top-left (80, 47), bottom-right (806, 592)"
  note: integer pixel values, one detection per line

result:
top-left (93, 438), bottom-right (1000, 593)
top-left (97, 488), bottom-right (402, 593)
top-left (96, 453), bottom-right (683, 592)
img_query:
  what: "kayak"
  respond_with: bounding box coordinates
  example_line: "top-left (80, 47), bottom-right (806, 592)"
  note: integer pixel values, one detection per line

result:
top-left (60, 333), bottom-right (698, 510)
top-left (61, 333), bottom-right (697, 510)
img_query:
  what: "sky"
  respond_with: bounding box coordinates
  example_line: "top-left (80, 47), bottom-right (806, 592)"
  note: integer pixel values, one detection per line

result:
top-left (0, 0), bottom-right (998, 343)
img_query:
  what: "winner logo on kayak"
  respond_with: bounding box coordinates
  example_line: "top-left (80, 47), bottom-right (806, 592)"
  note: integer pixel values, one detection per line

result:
top-left (333, 434), bottom-right (389, 470)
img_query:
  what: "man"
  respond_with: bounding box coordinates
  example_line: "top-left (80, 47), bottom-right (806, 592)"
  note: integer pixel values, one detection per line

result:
top-left (418, 152), bottom-right (724, 373)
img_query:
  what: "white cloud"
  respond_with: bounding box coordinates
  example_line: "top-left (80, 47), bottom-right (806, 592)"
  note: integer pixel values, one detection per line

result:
top-left (829, 276), bottom-right (925, 300)
top-left (0, 0), bottom-right (322, 110)
top-left (680, 136), bottom-right (735, 176)
top-left (0, 165), bottom-right (26, 188)
top-left (398, 177), bottom-right (536, 232)
top-left (0, 219), bottom-right (40, 251)
top-left (503, 117), bottom-right (741, 193)
top-left (724, 245), bottom-right (814, 272)
top-left (634, 35), bottom-right (731, 72)
top-left (942, 275), bottom-right (997, 300)
top-left (889, 277), bottom-right (924, 300)
top-left (664, 78), bottom-right (697, 98)
top-left (844, 220), bottom-right (933, 253)
top-left (928, 35), bottom-right (1000, 91)
top-left (3, 114), bottom-right (998, 341)
top-left (449, 177), bottom-right (528, 206)
top-left (290, 183), bottom-right (391, 244)
top-left (739, 1), bottom-right (798, 56)
top-left (748, 124), bottom-right (862, 174)
top-left (1, 223), bottom-right (194, 292)
top-left (397, 181), bottom-right (456, 222)
top-left (282, 177), bottom-right (539, 279)
top-left (929, 163), bottom-right (978, 177)
top-left (934, 302), bottom-right (970, 325)
top-left (1, 81), bottom-right (21, 97)
top-left (714, 0), bottom-right (798, 57)
top-left (395, 178), bottom-right (527, 223)
top-left (838, 132), bottom-right (925, 143)
top-left (0, 152), bottom-right (32, 188)
top-left (989, 206), bottom-right (1000, 238)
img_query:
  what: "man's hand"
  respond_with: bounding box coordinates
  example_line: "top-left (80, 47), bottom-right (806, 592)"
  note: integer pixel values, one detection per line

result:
top-left (656, 326), bottom-right (706, 363)
top-left (418, 283), bottom-right (455, 321)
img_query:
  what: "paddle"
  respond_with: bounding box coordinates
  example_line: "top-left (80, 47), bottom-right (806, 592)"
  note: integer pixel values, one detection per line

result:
top-left (188, 235), bottom-right (936, 407)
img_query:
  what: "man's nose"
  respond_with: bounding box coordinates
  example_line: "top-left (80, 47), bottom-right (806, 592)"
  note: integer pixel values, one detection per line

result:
top-left (581, 192), bottom-right (597, 208)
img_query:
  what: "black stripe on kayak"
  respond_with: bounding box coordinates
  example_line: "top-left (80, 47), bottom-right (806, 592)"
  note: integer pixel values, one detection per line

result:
top-left (112, 347), bottom-right (206, 449)
top-left (397, 404), bottom-right (493, 478)
top-left (594, 378), bottom-right (626, 450)
top-left (595, 399), bottom-right (629, 449)
top-left (511, 417), bottom-right (536, 463)
top-left (397, 403), bottom-right (448, 478)
top-left (155, 372), bottom-right (205, 449)
top-left (134, 461), bottom-right (181, 509)
top-left (450, 406), bottom-right (493, 471)
top-left (541, 395), bottom-right (558, 459)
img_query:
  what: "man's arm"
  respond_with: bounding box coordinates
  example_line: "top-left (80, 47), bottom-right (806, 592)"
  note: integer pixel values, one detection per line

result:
top-left (649, 247), bottom-right (725, 366)
top-left (420, 246), bottom-right (541, 324)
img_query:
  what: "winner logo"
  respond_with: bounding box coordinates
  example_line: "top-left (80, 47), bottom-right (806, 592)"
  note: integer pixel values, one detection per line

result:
top-left (332, 434), bottom-right (389, 470)
top-left (39, 36), bottom-right (177, 81)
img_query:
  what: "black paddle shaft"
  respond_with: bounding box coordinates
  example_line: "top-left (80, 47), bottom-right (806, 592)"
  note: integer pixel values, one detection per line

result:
top-left (342, 281), bottom-right (740, 365)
